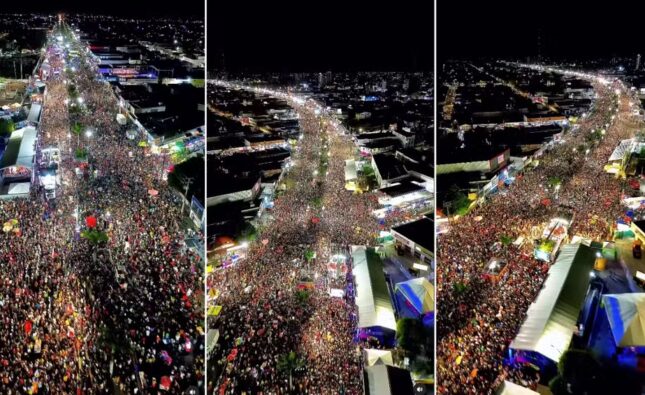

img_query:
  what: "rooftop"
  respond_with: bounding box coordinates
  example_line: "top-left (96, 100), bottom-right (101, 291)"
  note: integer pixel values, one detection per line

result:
top-left (391, 217), bottom-right (434, 253)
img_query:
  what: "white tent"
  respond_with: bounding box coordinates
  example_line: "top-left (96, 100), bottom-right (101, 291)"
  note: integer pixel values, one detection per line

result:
top-left (345, 159), bottom-right (357, 181)
top-left (8, 182), bottom-right (30, 195)
top-left (27, 103), bottom-right (42, 124)
top-left (602, 293), bottom-right (645, 347)
top-left (510, 244), bottom-right (595, 363)
top-left (206, 329), bottom-right (220, 355)
top-left (496, 380), bottom-right (539, 395)
top-left (394, 277), bottom-right (435, 314)
top-left (351, 245), bottom-right (396, 331)
top-left (363, 348), bottom-right (394, 366)
top-left (116, 113), bottom-right (127, 126)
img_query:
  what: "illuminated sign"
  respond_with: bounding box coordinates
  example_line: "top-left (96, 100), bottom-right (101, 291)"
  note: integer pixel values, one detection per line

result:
top-left (413, 263), bottom-right (429, 271)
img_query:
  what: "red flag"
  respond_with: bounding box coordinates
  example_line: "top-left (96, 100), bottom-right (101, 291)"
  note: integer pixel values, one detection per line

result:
top-left (24, 320), bottom-right (32, 335)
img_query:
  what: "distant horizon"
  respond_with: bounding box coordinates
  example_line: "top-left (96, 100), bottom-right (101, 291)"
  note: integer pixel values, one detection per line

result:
top-left (0, 2), bottom-right (203, 17)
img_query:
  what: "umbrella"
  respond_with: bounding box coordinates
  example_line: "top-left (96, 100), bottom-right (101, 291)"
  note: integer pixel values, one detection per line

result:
top-left (159, 376), bottom-right (172, 391)
top-left (148, 189), bottom-right (159, 196)
top-left (138, 141), bottom-right (148, 147)
top-left (85, 216), bottom-right (97, 228)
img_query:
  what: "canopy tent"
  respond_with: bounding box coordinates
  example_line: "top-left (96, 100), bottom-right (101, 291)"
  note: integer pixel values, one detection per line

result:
top-left (116, 113), bottom-right (127, 125)
top-left (206, 329), bottom-right (219, 355)
top-left (363, 348), bottom-right (394, 367)
top-left (7, 182), bottom-right (30, 195)
top-left (27, 103), bottom-right (42, 124)
top-left (510, 244), bottom-right (596, 363)
top-left (496, 380), bottom-right (540, 395)
top-left (0, 127), bottom-right (37, 169)
top-left (608, 138), bottom-right (634, 162)
top-left (602, 293), bottom-right (645, 347)
top-left (364, 364), bottom-right (414, 395)
top-left (352, 245), bottom-right (396, 331)
top-left (394, 277), bottom-right (435, 315)
top-left (345, 159), bottom-right (358, 181)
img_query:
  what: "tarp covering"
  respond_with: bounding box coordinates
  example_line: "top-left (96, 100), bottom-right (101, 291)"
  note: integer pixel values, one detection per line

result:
top-left (27, 103), bottom-right (42, 124)
top-left (345, 159), bottom-right (357, 181)
top-left (602, 293), bottom-right (645, 347)
top-left (7, 182), bottom-right (30, 195)
top-left (352, 245), bottom-right (396, 330)
top-left (206, 329), bottom-right (219, 355)
top-left (608, 138), bottom-right (634, 162)
top-left (0, 126), bottom-right (37, 169)
top-left (395, 277), bottom-right (435, 314)
top-left (496, 380), bottom-right (540, 395)
top-left (363, 348), bottom-right (394, 366)
top-left (510, 244), bottom-right (595, 362)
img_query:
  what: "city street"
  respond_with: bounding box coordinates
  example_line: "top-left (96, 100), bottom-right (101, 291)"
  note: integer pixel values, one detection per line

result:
top-left (0, 20), bottom-right (203, 393)
top-left (436, 66), bottom-right (643, 394)
top-left (209, 82), bottom-right (390, 394)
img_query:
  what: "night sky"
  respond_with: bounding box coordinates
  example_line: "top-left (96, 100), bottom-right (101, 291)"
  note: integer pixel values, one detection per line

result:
top-left (440, 0), bottom-right (645, 61)
top-left (0, 0), bottom-right (203, 17)
top-left (209, 2), bottom-right (434, 72)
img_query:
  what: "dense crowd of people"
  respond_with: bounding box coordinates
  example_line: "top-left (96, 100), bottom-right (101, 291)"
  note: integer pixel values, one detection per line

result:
top-left (209, 92), bottom-right (390, 394)
top-left (437, 77), bottom-right (641, 394)
top-left (0, 22), bottom-right (203, 393)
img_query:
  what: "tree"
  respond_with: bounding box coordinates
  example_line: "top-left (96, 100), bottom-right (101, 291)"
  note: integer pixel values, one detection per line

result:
top-left (547, 176), bottom-right (562, 189)
top-left (295, 289), bottom-right (310, 306)
top-left (0, 118), bottom-right (15, 137)
top-left (549, 349), bottom-right (604, 395)
top-left (72, 121), bottom-right (83, 135)
top-left (80, 229), bottom-right (109, 246)
top-left (396, 318), bottom-right (425, 356)
top-left (311, 196), bottom-right (323, 209)
top-left (75, 147), bottom-right (88, 160)
top-left (238, 222), bottom-right (257, 242)
top-left (452, 281), bottom-right (468, 296)
top-left (277, 351), bottom-right (305, 391)
top-left (304, 249), bottom-right (316, 262)
top-left (500, 235), bottom-right (513, 246)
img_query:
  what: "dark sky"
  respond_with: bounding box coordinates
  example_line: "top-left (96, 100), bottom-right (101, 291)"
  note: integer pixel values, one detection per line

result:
top-left (209, 2), bottom-right (434, 72)
top-left (1, 1), bottom-right (203, 17)
top-left (440, 0), bottom-right (645, 61)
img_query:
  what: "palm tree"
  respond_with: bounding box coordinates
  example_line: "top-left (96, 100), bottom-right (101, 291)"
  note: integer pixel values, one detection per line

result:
top-left (72, 122), bottom-right (83, 145)
top-left (304, 249), bottom-right (315, 262)
top-left (81, 229), bottom-right (109, 245)
top-left (277, 351), bottom-right (304, 392)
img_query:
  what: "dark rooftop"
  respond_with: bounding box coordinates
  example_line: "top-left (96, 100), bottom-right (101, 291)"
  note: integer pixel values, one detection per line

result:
top-left (391, 217), bottom-right (434, 253)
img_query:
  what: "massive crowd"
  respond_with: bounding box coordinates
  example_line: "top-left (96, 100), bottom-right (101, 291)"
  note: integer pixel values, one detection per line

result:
top-left (0, 22), bottom-right (203, 393)
top-left (209, 92), bottom-right (389, 394)
top-left (437, 77), bottom-right (641, 394)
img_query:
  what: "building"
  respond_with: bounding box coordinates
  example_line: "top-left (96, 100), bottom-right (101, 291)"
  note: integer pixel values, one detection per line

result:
top-left (372, 154), bottom-right (408, 188)
top-left (207, 173), bottom-right (261, 207)
top-left (391, 218), bottom-right (435, 277)
top-left (363, 364), bottom-right (414, 395)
